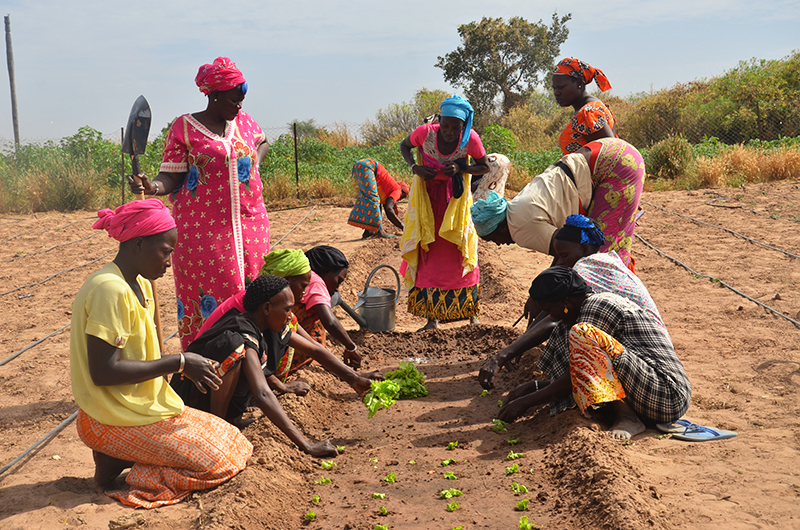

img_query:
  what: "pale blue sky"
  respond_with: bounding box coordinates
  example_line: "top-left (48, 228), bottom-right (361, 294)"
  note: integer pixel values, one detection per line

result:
top-left (1, 0), bottom-right (799, 143)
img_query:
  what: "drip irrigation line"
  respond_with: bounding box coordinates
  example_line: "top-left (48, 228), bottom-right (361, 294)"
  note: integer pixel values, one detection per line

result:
top-left (1, 232), bottom-right (102, 263)
top-left (0, 324), bottom-right (71, 367)
top-left (642, 200), bottom-right (800, 260)
top-left (2, 218), bottom-right (94, 244)
top-left (271, 199), bottom-right (317, 248)
top-left (740, 185), bottom-right (800, 202)
top-left (0, 411), bottom-right (79, 478)
top-left (704, 192), bottom-right (800, 224)
top-left (269, 201), bottom-right (319, 213)
top-left (0, 252), bottom-right (114, 297)
top-left (635, 234), bottom-right (800, 329)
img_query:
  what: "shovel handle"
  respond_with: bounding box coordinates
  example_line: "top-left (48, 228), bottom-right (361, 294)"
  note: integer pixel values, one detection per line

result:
top-left (131, 156), bottom-right (145, 200)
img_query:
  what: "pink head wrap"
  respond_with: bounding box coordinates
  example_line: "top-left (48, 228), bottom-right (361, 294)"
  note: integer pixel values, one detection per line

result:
top-left (93, 199), bottom-right (176, 242)
top-left (195, 57), bottom-right (246, 96)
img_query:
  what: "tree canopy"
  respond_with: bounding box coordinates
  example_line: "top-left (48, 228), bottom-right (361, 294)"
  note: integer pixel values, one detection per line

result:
top-left (435, 13), bottom-right (571, 115)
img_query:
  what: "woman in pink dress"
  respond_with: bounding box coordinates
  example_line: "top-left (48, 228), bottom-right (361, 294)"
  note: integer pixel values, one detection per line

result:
top-left (129, 57), bottom-right (270, 350)
top-left (399, 95), bottom-right (489, 331)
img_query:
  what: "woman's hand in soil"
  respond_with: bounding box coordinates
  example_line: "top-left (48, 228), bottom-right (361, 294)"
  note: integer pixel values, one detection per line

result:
top-left (305, 440), bottom-right (339, 458)
top-left (498, 397), bottom-right (528, 423)
top-left (343, 348), bottom-right (362, 369)
top-left (361, 371), bottom-right (384, 381)
top-left (183, 352), bottom-right (222, 393)
top-left (283, 380), bottom-right (310, 397)
top-left (351, 376), bottom-right (374, 397)
top-left (478, 356), bottom-right (501, 390)
top-left (506, 380), bottom-right (539, 403)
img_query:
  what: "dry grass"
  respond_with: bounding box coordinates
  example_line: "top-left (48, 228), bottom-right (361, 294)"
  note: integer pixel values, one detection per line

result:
top-left (694, 146), bottom-right (800, 188)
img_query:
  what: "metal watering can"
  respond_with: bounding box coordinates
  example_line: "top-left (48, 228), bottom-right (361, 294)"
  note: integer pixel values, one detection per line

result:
top-left (353, 264), bottom-right (401, 332)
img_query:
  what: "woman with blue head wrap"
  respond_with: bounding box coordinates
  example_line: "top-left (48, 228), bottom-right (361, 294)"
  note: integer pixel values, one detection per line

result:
top-left (478, 213), bottom-right (664, 392)
top-left (399, 95), bottom-right (490, 330)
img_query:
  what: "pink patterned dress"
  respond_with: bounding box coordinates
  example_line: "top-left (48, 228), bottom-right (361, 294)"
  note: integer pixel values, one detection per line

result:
top-left (160, 111), bottom-right (270, 350)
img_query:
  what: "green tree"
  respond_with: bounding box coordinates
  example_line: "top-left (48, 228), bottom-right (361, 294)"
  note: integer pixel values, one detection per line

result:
top-left (288, 119), bottom-right (325, 139)
top-left (435, 14), bottom-right (571, 115)
top-left (362, 88), bottom-right (450, 146)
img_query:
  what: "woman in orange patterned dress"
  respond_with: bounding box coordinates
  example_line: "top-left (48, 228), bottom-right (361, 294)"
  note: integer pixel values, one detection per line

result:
top-left (552, 57), bottom-right (618, 154)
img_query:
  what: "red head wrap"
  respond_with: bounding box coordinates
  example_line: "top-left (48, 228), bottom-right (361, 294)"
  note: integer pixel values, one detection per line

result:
top-left (553, 58), bottom-right (612, 92)
top-left (93, 199), bottom-right (176, 242)
top-left (195, 57), bottom-right (246, 96)
top-left (398, 181), bottom-right (410, 196)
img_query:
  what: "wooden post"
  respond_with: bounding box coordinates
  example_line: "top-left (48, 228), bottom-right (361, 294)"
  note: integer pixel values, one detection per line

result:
top-left (120, 127), bottom-right (125, 206)
top-left (293, 122), bottom-right (300, 199)
top-left (4, 15), bottom-right (20, 148)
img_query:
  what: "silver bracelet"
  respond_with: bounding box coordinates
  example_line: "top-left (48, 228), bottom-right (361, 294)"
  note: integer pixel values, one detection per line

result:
top-left (152, 182), bottom-right (160, 196)
top-left (345, 345), bottom-right (358, 353)
top-left (178, 352), bottom-right (185, 373)
top-left (534, 380), bottom-right (539, 392)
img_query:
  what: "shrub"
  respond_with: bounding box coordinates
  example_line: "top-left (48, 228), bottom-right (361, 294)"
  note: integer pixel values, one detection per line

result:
top-left (481, 125), bottom-right (517, 155)
top-left (646, 135), bottom-right (694, 178)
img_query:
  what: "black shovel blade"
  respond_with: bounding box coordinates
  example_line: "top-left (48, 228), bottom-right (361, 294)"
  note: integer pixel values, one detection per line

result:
top-left (121, 95), bottom-right (152, 156)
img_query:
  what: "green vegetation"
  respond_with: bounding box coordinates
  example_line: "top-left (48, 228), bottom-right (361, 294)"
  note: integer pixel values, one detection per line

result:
top-left (443, 471), bottom-right (458, 480)
top-left (305, 511), bottom-right (316, 521)
top-left (382, 472), bottom-right (396, 483)
top-left (446, 441), bottom-right (459, 450)
top-left (5, 52), bottom-right (799, 214)
top-left (445, 501), bottom-right (460, 512)
top-left (441, 458), bottom-right (456, 466)
top-left (506, 450), bottom-right (524, 461)
top-left (507, 437), bottom-right (520, 446)
top-left (440, 488), bottom-right (464, 499)
top-left (511, 482), bottom-right (528, 494)
top-left (372, 493), bottom-right (386, 499)
top-left (313, 475), bottom-right (332, 485)
top-left (320, 460), bottom-right (336, 471)
top-left (519, 515), bottom-right (536, 529)
top-left (505, 463), bottom-right (520, 475)
top-left (312, 494), bottom-right (321, 503)
top-left (515, 498), bottom-right (530, 511)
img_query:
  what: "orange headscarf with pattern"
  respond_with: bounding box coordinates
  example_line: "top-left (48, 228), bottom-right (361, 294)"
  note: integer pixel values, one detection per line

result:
top-left (553, 58), bottom-right (612, 92)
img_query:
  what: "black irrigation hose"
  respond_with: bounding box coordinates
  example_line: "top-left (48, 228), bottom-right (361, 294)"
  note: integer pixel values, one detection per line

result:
top-left (642, 200), bottom-right (800, 260)
top-left (740, 185), bottom-right (800, 202)
top-left (635, 233), bottom-right (800, 329)
top-left (2, 217), bottom-right (95, 244)
top-left (0, 253), bottom-right (114, 297)
top-left (0, 411), bottom-right (79, 478)
top-left (271, 199), bottom-right (317, 248)
top-left (704, 192), bottom-right (800, 224)
top-left (0, 324), bottom-right (71, 367)
top-left (1, 232), bottom-right (101, 263)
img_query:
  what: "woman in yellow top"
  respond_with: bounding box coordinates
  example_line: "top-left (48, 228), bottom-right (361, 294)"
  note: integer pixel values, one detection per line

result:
top-left (70, 199), bottom-right (251, 508)
top-left (552, 57), bottom-right (618, 154)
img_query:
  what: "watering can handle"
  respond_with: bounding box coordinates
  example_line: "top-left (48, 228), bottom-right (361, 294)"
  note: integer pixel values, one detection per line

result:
top-left (363, 264), bottom-right (401, 304)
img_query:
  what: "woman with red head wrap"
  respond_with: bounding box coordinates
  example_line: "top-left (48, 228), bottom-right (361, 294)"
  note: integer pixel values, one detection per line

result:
top-left (552, 57), bottom-right (618, 154)
top-left (129, 57), bottom-right (272, 350)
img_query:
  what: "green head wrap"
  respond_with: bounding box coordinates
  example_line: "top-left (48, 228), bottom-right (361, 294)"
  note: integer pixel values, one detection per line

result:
top-left (261, 249), bottom-right (311, 278)
top-left (471, 190), bottom-right (508, 237)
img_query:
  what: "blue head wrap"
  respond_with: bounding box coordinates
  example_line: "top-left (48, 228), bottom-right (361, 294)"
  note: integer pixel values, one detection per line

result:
top-left (555, 214), bottom-right (606, 247)
top-left (440, 94), bottom-right (474, 150)
top-left (471, 190), bottom-right (508, 237)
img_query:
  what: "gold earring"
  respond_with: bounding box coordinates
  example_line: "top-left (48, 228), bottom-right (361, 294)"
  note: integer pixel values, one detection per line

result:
top-left (563, 307), bottom-right (569, 314)
top-left (213, 98), bottom-right (218, 102)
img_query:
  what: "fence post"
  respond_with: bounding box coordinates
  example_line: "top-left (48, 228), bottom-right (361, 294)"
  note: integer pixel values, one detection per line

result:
top-left (120, 127), bottom-right (125, 206)
top-left (293, 122), bottom-right (300, 199)
top-left (4, 15), bottom-right (20, 149)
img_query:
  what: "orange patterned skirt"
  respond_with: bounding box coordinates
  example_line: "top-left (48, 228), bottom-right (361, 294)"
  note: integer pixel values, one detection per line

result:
top-left (568, 322), bottom-right (627, 414)
top-left (77, 407), bottom-right (252, 508)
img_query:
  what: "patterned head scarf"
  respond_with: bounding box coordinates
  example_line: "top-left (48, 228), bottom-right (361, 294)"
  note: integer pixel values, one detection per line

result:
top-left (398, 180), bottom-right (410, 197)
top-left (555, 214), bottom-right (606, 247)
top-left (529, 266), bottom-right (593, 303)
top-left (471, 190), bottom-right (508, 237)
top-left (305, 245), bottom-right (349, 275)
top-left (553, 58), bottom-right (612, 92)
top-left (261, 249), bottom-right (311, 278)
top-left (93, 199), bottom-right (176, 242)
top-left (195, 57), bottom-right (247, 96)
top-left (440, 94), bottom-right (474, 150)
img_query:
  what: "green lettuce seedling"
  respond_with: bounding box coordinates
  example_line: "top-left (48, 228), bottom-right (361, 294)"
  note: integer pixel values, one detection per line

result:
top-left (382, 472), bottom-right (396, 483)
top-left (506, 450), bottom-right (523, 461)
top-left (507, 437), bottom-right (520, 446)
top-left (446, 441), bottom-right (458, 450)
top-left (519, 515), bottom-right (536, 529)
top-left (336, 445), bottom-right (346, 453)
top-left (452, 527), bottom-right (465, 530)
top-left (313, 475), bottom-right (332, 484)
top-left (305, 511), bottom-right (316, 521)
top-left (443, 471), bottom-right (457, 480)
top-left (440, 488), bottom-right (464, 499)
top-left (372, 492), bottom-right (386, 499)
top-left (516, 498), bottom-right (530, 511)
top-left (320, 460), bottom-right (336, 470)
top-left (492, 419), bottom-right (508, 432)
top-left (480, 389), bottom-right (490, 397)
top-left (374, 525), bottom-right (389, 530)
top-left (312, 494), bottom-right (321, 502)
top-left (385, 361), bottom-right (429, 399)
top-left (446, 501), bottom-right (459, 512)
top-left (408, 460), bottom-right (416, 465)
top-left (498, 400), bottom-right (503, 408)
top-left (505, 463), bottom-right (519, 475)
top-left (379, 506), bottom-right (388, 516)
top-left (511, 482), bottom-right (528, 494)
top-left (363, 379), bottom-right (400, 418)
top-left (441, 458), bottom-right (456, 466)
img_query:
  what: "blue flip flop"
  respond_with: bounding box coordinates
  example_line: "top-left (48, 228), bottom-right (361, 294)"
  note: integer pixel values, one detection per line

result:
top-left (670, 423), bottom-right (738, 442)
top-left (656, 418), bottom-right (695, 433)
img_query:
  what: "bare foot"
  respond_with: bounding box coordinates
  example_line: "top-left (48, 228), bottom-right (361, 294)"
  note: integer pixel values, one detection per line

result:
top-left (231, 416), bottom-right (257, 430)
top-left (416, 319), bottom-right (439, 332)
top-left (608, 401), bottom-right (646, 441)
top-left (92, 451), bottom-right (132, 493)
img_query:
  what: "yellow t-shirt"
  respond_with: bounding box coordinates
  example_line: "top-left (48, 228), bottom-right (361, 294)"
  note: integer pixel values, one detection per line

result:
top-left (70, 262), bottom-right (184, 426)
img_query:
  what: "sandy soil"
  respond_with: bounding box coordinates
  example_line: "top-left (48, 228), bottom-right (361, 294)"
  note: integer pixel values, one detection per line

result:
top-left (0, 182), bottom-right (799, 529)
